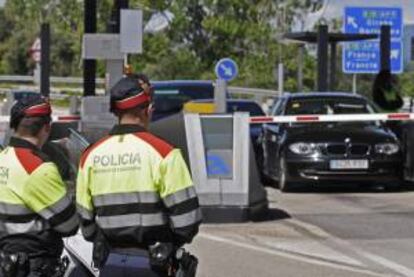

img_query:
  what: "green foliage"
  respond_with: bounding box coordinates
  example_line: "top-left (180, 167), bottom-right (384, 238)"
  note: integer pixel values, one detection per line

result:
top-left (0, 0), bottom-right (412, 98)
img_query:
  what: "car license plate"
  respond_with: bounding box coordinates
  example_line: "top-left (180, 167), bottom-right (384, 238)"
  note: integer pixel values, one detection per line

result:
top-left (329, 160), bottom-right (368, 170)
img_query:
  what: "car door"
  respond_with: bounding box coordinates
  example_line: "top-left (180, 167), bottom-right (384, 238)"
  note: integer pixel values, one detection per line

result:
top-left (261, 97), bottom-right (287, 178)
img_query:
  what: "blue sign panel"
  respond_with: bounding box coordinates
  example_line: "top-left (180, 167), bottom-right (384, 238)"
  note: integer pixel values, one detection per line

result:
top-left (343, 40), bottom-right (403, 73)
top-left (215, 58), bottom-right (238, 81)
top-left (206, 154), bottom-right (231, 176)
top-left (343, 7), bottom-right (403, 74)
top-left (344, 7), bottom-right (403, 38)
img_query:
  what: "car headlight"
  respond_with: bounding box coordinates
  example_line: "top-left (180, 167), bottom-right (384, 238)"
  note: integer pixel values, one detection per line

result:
top-left (375, 143), bottom-right (399, 155)
top-left (289, 143), bottom-right (317, 155)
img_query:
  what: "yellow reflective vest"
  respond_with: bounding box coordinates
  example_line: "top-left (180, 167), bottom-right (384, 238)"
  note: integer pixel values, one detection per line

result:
top-left (0, 137), bottom-right (79, 258)
top-left (76, 124), bottom-right (201, 247)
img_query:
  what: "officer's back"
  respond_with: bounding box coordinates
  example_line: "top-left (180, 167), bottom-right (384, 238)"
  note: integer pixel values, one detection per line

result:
top-left (0, 96), bottom-right (79, 277)
top-left (76, 74), bottom-right (202, 276)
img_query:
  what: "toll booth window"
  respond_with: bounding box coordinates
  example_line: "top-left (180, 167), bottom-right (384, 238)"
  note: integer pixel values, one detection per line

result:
top-left (200, 117), bottom-right (233, 179)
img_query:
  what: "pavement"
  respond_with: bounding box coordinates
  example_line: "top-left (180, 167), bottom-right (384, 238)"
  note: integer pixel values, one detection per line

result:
top-left (188, 186), bottom-right (414, 277)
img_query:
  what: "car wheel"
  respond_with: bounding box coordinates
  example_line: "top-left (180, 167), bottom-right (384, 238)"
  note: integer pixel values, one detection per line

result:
top-left (261, 172), bottom-right (277, 187)
top-left (256, 147), bottom-right (276, 187)
top-left (278, 157), bottom-right (291, 192)
top-left (383, 182), bottom-right (402, 192)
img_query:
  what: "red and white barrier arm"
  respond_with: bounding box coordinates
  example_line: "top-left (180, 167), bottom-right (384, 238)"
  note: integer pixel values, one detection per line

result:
top-left (250, 113), bottom-right (414, 124)
top-left (0, 115), bottom-right (81, 123)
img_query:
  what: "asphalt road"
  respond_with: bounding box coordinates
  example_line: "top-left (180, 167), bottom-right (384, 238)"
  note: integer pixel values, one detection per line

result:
top-left (189, 184), bottom-right (414, 277)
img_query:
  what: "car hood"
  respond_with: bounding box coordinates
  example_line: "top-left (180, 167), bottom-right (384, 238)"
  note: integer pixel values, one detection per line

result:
top-left (286, 123), bottom-right (398, 144)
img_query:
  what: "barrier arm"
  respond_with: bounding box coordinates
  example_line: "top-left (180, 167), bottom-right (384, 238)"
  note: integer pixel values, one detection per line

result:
top-left (250, 113), bottom-right (414, 124)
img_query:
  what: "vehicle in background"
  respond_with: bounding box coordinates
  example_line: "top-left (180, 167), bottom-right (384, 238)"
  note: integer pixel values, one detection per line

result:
top-left (259, 92), bottom-right (403, 192)
top-left (1, 90), bottom-right (40, 115)
top-left (2, 89), bottom-right (39, 103)
top-left (152, 80), bottom-right (214, 121)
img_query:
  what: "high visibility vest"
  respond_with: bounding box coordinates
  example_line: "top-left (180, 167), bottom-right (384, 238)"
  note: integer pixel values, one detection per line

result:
top-left (0, 137), bottom-right (79, 258)
top-left (76, 124), bottom-right (202, 247)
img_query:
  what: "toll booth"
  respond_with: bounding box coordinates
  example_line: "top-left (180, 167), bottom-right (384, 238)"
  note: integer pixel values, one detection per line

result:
top-left (76, 108), bottom-right (269, 222)
top-left (150, 112), bottom-right (268, 223)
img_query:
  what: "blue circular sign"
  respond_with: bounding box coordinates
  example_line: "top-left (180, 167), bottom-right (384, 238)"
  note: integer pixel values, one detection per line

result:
top-left (215, 58), bottom-right (238, 81)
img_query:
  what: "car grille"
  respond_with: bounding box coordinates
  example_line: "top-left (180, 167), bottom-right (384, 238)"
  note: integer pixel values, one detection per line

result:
top-left (350, 144), bottom-right (370, 155)
top-left (325, 144), bottom-right (370, 156)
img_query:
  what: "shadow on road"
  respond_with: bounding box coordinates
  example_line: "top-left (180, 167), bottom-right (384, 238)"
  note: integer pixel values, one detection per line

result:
top-left (251, 207), bottom-right (291, 222)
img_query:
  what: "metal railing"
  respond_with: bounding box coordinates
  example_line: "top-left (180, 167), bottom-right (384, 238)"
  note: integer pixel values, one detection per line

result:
top-left (0, 75), bottom-right (280, 112)
top-left (0, 75), bottom-right (105, 84)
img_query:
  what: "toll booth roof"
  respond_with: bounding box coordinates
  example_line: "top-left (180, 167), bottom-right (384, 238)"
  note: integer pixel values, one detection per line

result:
top-left (283, 32), bottom-right (378, 43)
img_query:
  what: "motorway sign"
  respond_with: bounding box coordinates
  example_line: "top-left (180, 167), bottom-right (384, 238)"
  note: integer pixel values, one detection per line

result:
top-left (343, 6), bottom-right (403, 74)
top-left (215, 58), bottom-right (238, 81)
top-left (344, 7), bottom-right (403, 38)
top-left (343, 40), bottom-right (402, 73)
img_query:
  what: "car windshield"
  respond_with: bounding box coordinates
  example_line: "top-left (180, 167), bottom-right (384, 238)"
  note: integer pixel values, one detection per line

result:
top-left (285, 97), bottom-right (374, 115)
top-left (13, 91), bottom-right (38, 101)
top-left (153, 86), bottom-right (213, 115)
top-left (285, 97), bottom-right (377, 127)
top-left (227, 102), bottom-right (265, 116)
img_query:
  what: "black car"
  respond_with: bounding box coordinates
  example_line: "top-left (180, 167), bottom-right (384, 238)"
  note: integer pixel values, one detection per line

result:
top-left (152, 80), bottom-right (214, 121)
top-left (184, 98), bottom-right (265, 142)
top-left (259, 92), bottom-right (402, 191)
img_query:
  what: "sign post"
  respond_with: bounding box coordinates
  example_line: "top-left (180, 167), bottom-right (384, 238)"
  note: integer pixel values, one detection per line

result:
top-left (343, 7), bottom-right (403, 74)
top-left (214, 58), bottom-right (238, 113)
top-left (30, 38), bottom-right (41, 86)
top-left (83, 9), bottom-right (143, 93)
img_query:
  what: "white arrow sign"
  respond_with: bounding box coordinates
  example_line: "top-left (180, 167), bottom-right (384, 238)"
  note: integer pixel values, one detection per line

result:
top-left (390, 49), bottom-right (399, 60)
top-left (220, 64), bottom-right (233, 76)
top-left (347, 16), bottom-right (358, 29)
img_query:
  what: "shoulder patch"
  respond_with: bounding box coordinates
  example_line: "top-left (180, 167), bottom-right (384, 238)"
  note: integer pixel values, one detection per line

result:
top-left (134, 132), bottom-right (174, 158)
top-left (15, 148), bottom-right (45, 174)
top-left (80, 136), bottom-right (112, 168)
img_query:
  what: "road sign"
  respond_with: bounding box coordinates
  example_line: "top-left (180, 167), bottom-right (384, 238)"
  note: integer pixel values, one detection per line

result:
top-left (343, 40), bottom-right (403, 73)
top-left (343, 7), bottom-right (403, 74)
top-left (215, 58), bottom-right (238, 81)
top-left (120, 9), bottom-right (143, 54)
top-left (82, 34), bottom-right (124, 60)
top-left (344, 7), bottom-right (403, 38)
top-left (30, 38), bottom-right (41, 63)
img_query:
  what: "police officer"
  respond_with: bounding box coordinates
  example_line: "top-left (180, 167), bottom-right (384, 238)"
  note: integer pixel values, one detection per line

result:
top-left (76, 74), bottom-right (202, 276)
top-left (0, 95), bottom-right (79, 276)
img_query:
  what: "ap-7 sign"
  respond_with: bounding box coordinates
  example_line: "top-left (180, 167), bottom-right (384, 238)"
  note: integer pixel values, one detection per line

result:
top-left (343, 7), bottom-right (403, 74)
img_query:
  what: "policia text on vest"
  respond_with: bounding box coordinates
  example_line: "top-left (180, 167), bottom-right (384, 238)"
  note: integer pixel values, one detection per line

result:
top-left (76, 75), bottom-right (202, 276)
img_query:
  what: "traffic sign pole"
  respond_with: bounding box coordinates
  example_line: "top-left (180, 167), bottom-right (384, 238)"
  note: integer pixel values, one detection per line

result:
top-left (40, 23), bottom-right (50, 98)
top-left (84, 0), bottom-right (97, 97)
top-left (214, 58), bottom-right (238, 113)
top-left (214, 79), bottom-right (227, 113)
top-left (380, 25), bottom-right (391, 71)
top-left (317, 25), bottom-right (329, 92)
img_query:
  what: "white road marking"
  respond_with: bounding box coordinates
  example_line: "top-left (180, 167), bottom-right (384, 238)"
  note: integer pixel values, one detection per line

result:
top-left (198, 233), bottom-right (387, 277)
top-left (288, 219), bottom-right (414, 277)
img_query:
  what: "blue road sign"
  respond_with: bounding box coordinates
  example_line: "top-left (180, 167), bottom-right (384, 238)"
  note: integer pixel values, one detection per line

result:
top-left (344, 7), bottom-right (402, 38)
top-left (215, 58), bottom-right (238, 81)
top-left (343, 7), bottom-right (403, 74)
top-left (343, 40), bottom-right (403, 73)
